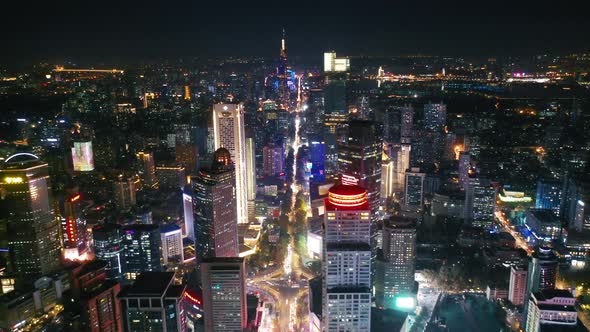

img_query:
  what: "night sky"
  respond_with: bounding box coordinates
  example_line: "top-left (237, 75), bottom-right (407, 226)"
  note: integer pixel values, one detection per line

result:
top-left (2, 0), bottom-right (589, 67)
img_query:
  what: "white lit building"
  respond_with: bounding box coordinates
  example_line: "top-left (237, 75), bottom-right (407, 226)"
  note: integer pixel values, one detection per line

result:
top-left (160, 224), bottom-right (184, 265)
top-left (323, 184), bottom-right (371, 332)
top-left (213, 104), bottom-right (248, 224)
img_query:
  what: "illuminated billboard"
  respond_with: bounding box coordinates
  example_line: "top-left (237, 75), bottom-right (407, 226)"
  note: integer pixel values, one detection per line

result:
top-left (72, 141), bottom-right (94, 171)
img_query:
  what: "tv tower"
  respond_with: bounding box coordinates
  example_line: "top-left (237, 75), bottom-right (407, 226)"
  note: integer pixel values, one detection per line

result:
top-left (277, 28), bottom-right (289, 106)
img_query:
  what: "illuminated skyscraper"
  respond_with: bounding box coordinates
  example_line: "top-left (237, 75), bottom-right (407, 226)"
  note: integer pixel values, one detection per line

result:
top-left (160, 224), bottom-right (184, 265)
top-left (338, 120), bottom-right (382, 217)
top-left (201, 257), bottom-right (247, 332)
top-left (423, 102), bottom-right (447, 132)
top-left (176, 144), bottom-right (199, 175)
top-left (323, 185), bottom-right (371, 332)
top-left (245, 137), bottom-right (256, 202)
top-left (182, 188), bottom-right (195, 241)
top-left (376, 216), bottom-right (417, 309)
top-left (192, 149), bottom-right (239, 263)
top-left (323, 51), bottom-right (350, 72)
top-left (92, 224), bottom-right (125, 280)
top-left (0, 153), bottom-right (60, 284)
top-left (60, 192), bottom-right (88, 261)
top-left (121, 224), bottom-right (162, 280)
top-left (118, 272), bottom-right (186, 332)
top-left (524, 247), bottom-right (559, 328)
top-left (310, 141), bottom-right (326, 183)
top-left (262, 143), bottom-right (284, 177)
top-left (323, 71), bottom-right (347, 176)
top-left (113, 177), bottom-right (136, 209)
top-left (404, 168), bottom-right (425, 211)
top-left (464, 177), bottom-right (496, 228)
top-left (212, 104), bottom-right (248, 224)
top-left (458, 152), bottom-right (471, 191)
top-left (136, 151), bottom-right (157, 189)
top-left (535, 178), bottom-right (562, 218)
top-left (400, 105), bottom-right (414, 144)
top-left (277, 29), bottom-right (289, 105)
top-left (71, 140), bottom-right (95, 172)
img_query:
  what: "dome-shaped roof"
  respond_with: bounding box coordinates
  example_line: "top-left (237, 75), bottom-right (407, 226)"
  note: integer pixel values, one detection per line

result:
top-left (213, 148), bottom-right (232, 166)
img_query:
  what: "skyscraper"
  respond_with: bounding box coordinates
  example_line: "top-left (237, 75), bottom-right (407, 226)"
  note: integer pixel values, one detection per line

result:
top-left (310, 141), bottom-right (326, 183)
top-left (121, 224), bottom-right (162, 280)
top-left (201, 257), bottom-right (247, 332)
top-left (338, 120), bottom-right (383, 218)
top-left (262, 143), bottom-right (284, 177)
top-left (245, 137), bottom-right (256, 221)
top-left (323, 184), bottom-right (371, 332)
top-left (118, 272), bottom-right (186, 332)
top-left (400, 105), bottom-right (414, 144)
top-left (277, 29), bottom-right (289, 105)
top-left (0, 153), bottom-right (60, 283)
top-left (182, 189), bottom-right (195, 241)
top-left (524, 247), bottom-right (559, 328)
top-left (508, 265), bottom-right (528, 306)
top-left (464, 177), bottom-right (496, 228)
top-left (423, 102), bottom-right (447, 132)
top-left (113, 177), bottom-right (136, 209)
top-left (376, 216), bottom-right (417, 309)
top-left (92, 224), bottom-right (125, 280)
top-left (60, 192), bottom-right (88, 261)
top-left (213, 104), bottom-right (248, 224)
top-left (192, 149), bottom-right (239, 263)
top-left (136, 151), bottom-right (157, 189)
top-left (323, 77), bottom-right (347, 176)
top-left (160, 224), bottom-right (184, 265)
top-left (458, 152), bottom-right (471, 191)
top-left (68, 260), bottom-right (123, 332)
top-left (175, 144), bottom-right (199, 175)
top-left (404, 168), bottom-right (426, 211)
top-left (535, 178), bottom-right (562, 218)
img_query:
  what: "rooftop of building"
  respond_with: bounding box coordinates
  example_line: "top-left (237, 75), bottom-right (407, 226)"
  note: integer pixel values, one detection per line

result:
top-left (326, 286), bottom-right (372, 294)
top-left (118, 272), bottom-right (174, 297)
top-left (384, 216), bottom-right (417, 229)
top-left (528, 208), bottom-right (560, 224)
top-left (202, 257), bottom-right (244, 264)
top-left (0, 153), bottom-right (45, 170)
top-left (534, 289), bottom-right (575, 301)
top-left (165, 284), bottom-right (186, 299)
top-left (122, 223), bottom-right (159, 232)
top-left (160, 223), bottom-right (181, 234)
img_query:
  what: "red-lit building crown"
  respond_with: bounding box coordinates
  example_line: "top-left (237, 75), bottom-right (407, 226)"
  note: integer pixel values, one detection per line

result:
top-left (325, 184), bottom-right (369, 210)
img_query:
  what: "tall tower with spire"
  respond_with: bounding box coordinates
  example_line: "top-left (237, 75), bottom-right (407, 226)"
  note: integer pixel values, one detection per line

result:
top-left (277, 28), bottom-right (289, 106)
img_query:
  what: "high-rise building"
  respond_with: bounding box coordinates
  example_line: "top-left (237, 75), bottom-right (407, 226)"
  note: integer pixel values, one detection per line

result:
top-left (68, 260), bottom-right (123, 332)
top-left (458, 152), bottom-right (471, 191)
top-left (524, 247), bottom-right (559, 327)
top-left (323, 51), bottom-right (350, 72)
top-left (423, 102), bottom-right (447, 132)
top-left (122, 224), bottom-right (162, 280)
top-left (176, 144), bottom-right (199, 175)
top-left (192, 149), bottom-right (239, 263)
top-left (525, 289), bottom-right (577, 332)
top-left (338, 120), bottom-right (383, 218)
top-left (464, 177), bottom-right (496, 228)
top-left (201, 257), bottom-right (247, 332)
top-left (404, 168), bottom-right (425, 210)
top-left (323, 79), bottom-right (347, 176)
top-left (262, 144), bottom-right (284, 177)
top-left (277, 29), bottom-right (289, 105)
top-left (376, 216), bottom-right (416, 309)
top-left (136, 151), bottom-right (157, 189)
top-left (156, 165), bottom-right (186, 190)
top-left (60, 193), bottom-right (88, 261)
top-left (113, 177), bottom-right (136, 209)
top-left (508, 265), bottom-right (528, 306)
top-left (0, 153), bottom-right (60, 283)
top-left (400, 105), bottom-right (414, 144)
top-left (92, 224), bottom-right (125, 280)
top-left (118, 272), bottom-right (186, 332)
top-left (182, 189), bottom-right (195, 241)
top-left (310, 141), bottom-right (326, 183)
top-left (245, 137), bottom-right (256, 221)
top-left (160, 224), bottom-right (184, 265)
top-left (213, 104), bottom-right (248, 224)
top-left (323, 184), bottom-right (371, 332)
top-left (535, 178), bottom-right (562, 218)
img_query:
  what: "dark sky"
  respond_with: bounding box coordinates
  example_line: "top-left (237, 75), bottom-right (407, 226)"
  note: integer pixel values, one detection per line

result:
top-left (1, 0), bottom-right (589, 67)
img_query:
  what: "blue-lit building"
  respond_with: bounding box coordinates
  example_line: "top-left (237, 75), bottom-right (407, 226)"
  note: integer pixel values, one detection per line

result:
top-left (535, 178), bottom-right (562, 218)
top-left (310, 141), bottom-right (326, 182)
top-left (122, 224), bottom-right (162, 280)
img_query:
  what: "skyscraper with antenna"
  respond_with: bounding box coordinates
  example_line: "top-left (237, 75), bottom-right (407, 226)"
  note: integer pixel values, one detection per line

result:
top-left (277, 28), bottom-right (289, 106)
